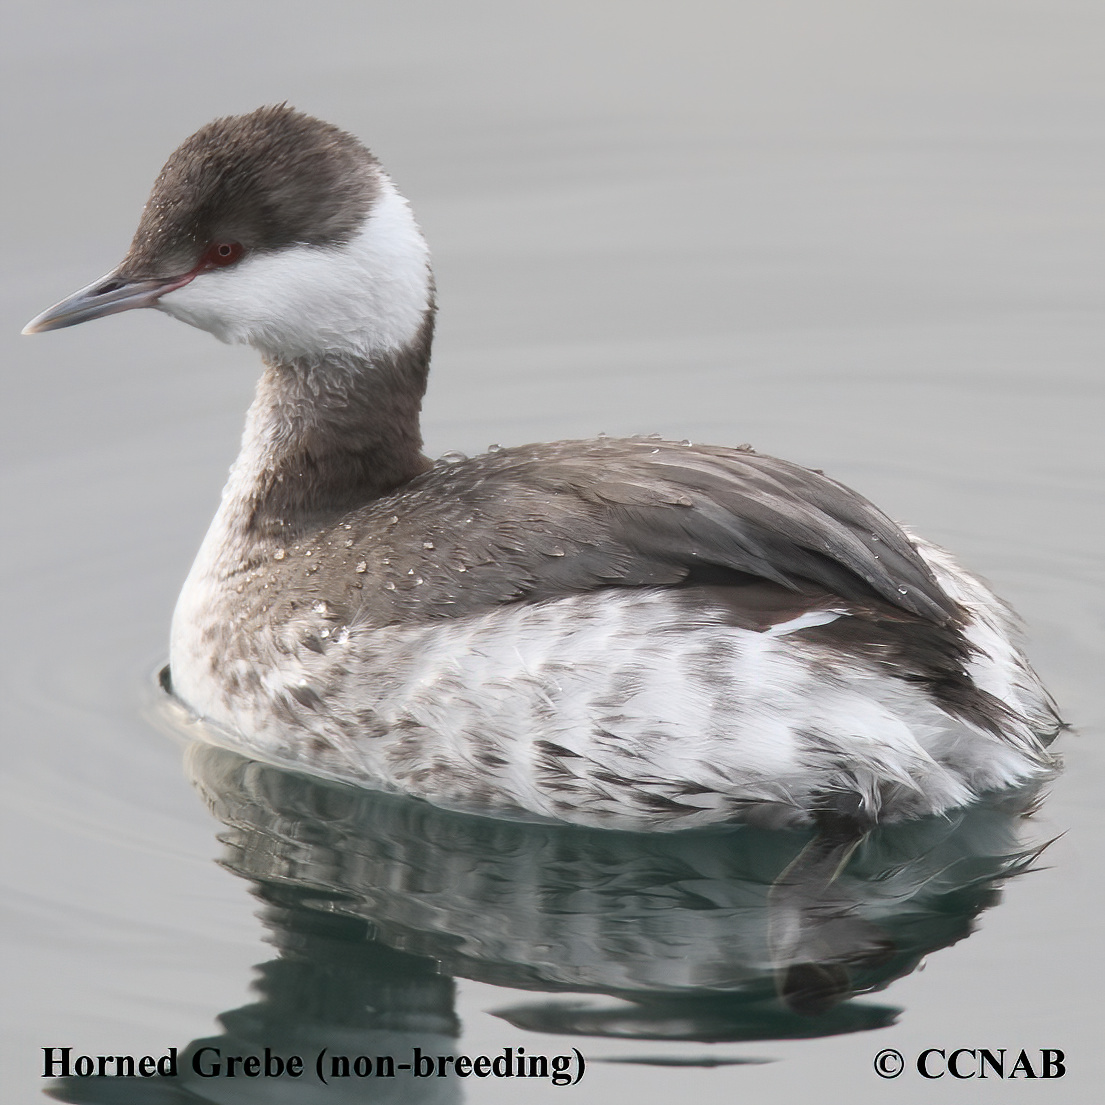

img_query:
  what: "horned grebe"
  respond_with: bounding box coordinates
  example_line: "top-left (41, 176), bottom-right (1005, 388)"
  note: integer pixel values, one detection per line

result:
top-left (24, 106), bottom-right (1060, 830)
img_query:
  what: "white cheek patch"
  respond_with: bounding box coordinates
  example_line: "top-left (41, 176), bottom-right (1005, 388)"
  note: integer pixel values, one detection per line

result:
top-left (156, 177), bottom-right (432, 362)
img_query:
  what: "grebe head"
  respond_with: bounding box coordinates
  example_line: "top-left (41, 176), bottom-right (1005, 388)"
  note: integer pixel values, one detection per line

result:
top-left (23, 105), bottom-right (434, 366)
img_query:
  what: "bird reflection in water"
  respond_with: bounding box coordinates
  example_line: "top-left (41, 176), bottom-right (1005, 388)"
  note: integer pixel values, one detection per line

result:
top-left (49, 742), bottom-right (1051, 1103)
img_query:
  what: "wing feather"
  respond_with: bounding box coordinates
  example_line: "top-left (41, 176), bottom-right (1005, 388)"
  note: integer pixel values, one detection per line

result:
top-left (339, 439), bottom-right (961, 626)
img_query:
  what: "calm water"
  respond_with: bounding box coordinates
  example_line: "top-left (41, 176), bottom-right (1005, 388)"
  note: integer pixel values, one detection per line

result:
top-left (3, 3), bottom-right (1103, 1103)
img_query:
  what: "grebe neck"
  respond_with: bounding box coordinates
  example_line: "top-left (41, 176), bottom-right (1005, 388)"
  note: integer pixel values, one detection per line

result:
top-left (220, 315), bottom-right (435, 545)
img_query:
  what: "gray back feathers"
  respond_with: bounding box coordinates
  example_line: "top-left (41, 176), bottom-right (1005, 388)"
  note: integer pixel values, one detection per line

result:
top-left (295, 438), bottom-right (962, 628)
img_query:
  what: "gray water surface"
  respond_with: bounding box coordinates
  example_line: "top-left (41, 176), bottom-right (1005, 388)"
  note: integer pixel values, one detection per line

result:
top-left (3, 3), bottom-right (1103, 1102)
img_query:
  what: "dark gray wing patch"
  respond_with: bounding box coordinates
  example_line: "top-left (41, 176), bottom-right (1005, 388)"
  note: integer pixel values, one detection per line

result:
top-left (315, 439), bottom-right (962, 628)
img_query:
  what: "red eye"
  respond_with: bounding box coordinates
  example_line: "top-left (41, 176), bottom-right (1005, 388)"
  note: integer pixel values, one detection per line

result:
top-left (202, 241), bottom-right (244, 268)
